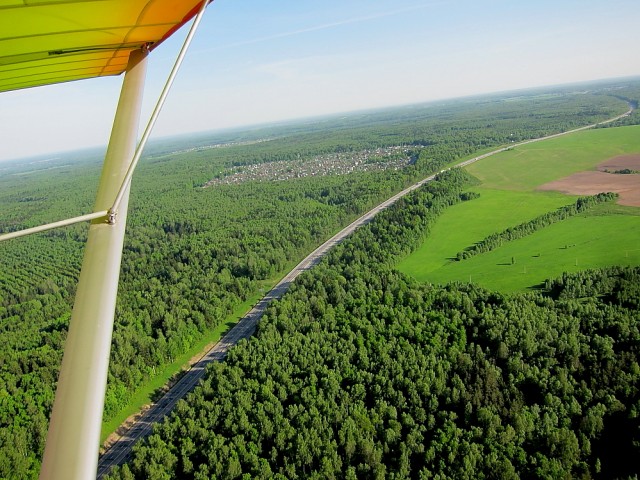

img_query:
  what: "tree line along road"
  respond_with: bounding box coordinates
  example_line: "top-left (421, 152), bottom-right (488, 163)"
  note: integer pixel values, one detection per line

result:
top-left (96, 105), bottom-right (633, 478)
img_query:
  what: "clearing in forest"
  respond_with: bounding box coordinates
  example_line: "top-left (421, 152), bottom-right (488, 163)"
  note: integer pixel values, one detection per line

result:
top-left (398, 125), bottom-right (640, 291)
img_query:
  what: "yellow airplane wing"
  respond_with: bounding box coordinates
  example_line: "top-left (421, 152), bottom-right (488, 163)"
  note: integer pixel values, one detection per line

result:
top-left (0, 0), bottom-right (211, 93)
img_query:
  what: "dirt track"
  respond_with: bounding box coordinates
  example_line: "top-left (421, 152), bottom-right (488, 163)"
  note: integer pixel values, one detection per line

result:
top-left (538, 155), bottom-right (640, 207)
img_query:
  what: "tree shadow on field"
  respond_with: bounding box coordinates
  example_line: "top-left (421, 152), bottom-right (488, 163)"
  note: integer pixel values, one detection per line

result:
top-left (526, 281), bottom-right (547, 293)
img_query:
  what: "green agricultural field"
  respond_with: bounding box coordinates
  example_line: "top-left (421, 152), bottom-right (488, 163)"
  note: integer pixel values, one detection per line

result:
top-left (396, 188), bottom-right (574, 276)
top-left (415, 209), bottom-right (640, 292)
top-left (398, 125), bottom-right (640, 291)
top-left (466, 125), bottom-right (640, 191)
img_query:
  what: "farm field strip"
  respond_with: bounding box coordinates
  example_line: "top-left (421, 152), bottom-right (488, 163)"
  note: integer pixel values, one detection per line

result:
top-left (399, 124), bottom-right (640, 291)
top-left (396, 188), bottom-right (574, 276)
top-left (466, 125), bottom-right (640, 190)
top-left (423, 214), bottom-right (640, 292)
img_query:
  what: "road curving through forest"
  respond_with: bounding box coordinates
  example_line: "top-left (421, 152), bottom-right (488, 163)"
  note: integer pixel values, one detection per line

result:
top-left (96, 104), bottom-right (633, 478)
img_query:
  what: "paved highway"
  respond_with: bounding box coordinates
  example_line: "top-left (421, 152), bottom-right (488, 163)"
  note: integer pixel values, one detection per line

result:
top-left (96, 105), bottom-right (632, 478)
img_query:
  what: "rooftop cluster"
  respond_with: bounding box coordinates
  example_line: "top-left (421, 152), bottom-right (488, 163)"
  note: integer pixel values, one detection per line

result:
top-left (204, 145), bottom-right (415, 187)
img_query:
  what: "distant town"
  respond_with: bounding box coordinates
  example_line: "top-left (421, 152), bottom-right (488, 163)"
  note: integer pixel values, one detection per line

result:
top-left (204, 145), bottom-right (416, 186)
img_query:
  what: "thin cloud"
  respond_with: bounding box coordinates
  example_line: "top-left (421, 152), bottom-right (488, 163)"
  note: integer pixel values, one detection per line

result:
top-left (200, 2), bottom-right (444, 52)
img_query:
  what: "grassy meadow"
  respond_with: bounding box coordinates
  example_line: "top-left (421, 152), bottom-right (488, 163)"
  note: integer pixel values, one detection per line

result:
top-left (398, 125), bottom-right (640, 291)
top-left (466, 125), bottom-right (640, 190)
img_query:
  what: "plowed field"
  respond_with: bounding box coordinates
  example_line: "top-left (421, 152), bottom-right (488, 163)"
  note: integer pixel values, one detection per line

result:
top-left (538, 155), bottom-right (640, 206)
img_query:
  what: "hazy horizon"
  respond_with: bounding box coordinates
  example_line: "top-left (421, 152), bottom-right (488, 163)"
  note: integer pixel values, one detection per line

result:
top-left (2, 74), bottom-right (638, 166)
top-left (1, 0), bottom-right (639, 162)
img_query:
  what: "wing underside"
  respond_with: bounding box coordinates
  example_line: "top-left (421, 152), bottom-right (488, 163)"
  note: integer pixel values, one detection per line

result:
top-left (0, 0), bottom-right (210, 93)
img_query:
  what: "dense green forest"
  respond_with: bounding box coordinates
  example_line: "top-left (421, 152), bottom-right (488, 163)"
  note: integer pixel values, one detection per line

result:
top-left (108, 169), bottom-right (640, 479)
top-left (1, 80), bottom-right (639, 478)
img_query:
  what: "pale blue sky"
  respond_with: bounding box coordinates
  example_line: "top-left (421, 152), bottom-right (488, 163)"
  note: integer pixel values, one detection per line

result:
top-left (0, 0), bottom-right (638, 162)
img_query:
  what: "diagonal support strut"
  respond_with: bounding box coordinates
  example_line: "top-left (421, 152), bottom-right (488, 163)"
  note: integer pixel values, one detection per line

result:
top-left (39, 48), bottom-right (148, 480)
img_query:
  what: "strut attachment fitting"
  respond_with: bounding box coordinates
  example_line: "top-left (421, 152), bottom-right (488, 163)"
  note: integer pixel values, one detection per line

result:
top-left (107, 209), bottom-right (117, 225)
